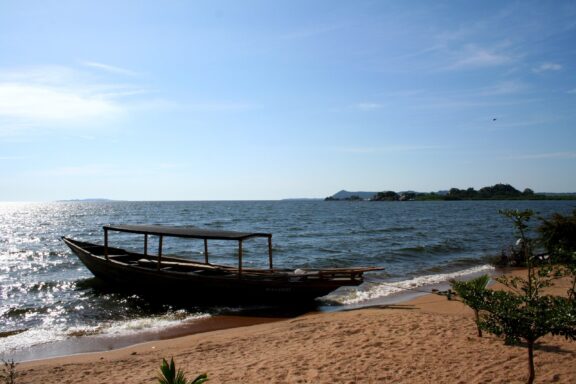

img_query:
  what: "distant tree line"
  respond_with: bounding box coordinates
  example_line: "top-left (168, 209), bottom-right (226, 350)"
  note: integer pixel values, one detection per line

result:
top-left (444, 184), bottom-right (535, 200)
top-left (372, 191), bottom-right (416, 201)
top-left (325, 183), bottom-right (575, 201)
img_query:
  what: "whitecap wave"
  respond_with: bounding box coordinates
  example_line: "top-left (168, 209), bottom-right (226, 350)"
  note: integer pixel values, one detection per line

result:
top-left (328, 264), bottom-right (495, 305)
top-left (99, 311), bottom-right (210, 336)
top-left (1, 327), bottom-right (64, 356)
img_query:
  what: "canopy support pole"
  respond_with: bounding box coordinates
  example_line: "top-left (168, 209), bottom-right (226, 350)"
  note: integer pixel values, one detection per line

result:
top-left (144, 234), bottom-right (148, 257)
top-left (238, 240), bottom-right (243, 278)
top-left (104, 228), bottom-right (109, 261)
top-left (268, 235), bottom-right (273, 271)
top-left (204, 239), bottom-right (209, 264)
top-left (157, 235), bottom-right (163, 271)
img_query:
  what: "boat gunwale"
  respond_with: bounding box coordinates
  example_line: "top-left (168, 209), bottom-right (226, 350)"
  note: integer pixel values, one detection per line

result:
top-left (63, 237), bottom-right (383, 278)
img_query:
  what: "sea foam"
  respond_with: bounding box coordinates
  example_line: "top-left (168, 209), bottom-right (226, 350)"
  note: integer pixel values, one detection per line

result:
top-left (0, 310), bottom-right (210, 358)
top-left (329, 264), bottom-right (495, 305)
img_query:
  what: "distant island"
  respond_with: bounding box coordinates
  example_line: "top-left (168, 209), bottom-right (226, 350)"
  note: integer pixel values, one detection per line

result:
top-left (325, 184), bottom-right (576, 201)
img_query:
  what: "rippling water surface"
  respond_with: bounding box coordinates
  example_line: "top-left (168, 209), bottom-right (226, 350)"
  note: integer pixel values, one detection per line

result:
top-left (1, 200), bottom-right (574, 359)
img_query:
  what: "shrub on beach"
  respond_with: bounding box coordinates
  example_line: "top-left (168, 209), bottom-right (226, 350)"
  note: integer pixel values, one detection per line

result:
top-left (450, 274), bottom-right (490, 337)
top-left (490, 208), bottom-right (576, 270)
top-left (1, 360), bottom-right (17, 384)
top-left (537, 209), bottom-right (576, 299)
top-left (538, 209), bottom-right (576, 263)
top-left (451, 209), bottom-right (576, 384)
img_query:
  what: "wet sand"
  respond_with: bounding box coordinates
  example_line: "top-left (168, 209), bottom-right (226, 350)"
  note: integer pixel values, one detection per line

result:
top-left (16, 270), bottom-right (576, 383)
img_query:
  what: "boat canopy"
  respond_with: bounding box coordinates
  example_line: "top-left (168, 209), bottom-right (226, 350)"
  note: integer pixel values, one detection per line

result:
top-left (103, 224), bottom-right (272, 241)
top-left (103, 224), bottom-right (274, 272)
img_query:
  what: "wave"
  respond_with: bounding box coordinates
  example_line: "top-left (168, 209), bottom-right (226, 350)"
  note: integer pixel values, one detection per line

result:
top-left (0, 310), bottom-right (210, 357)
top-left (67, 310), bottom-right (210, 337)
top-left (0, 327), bottom-right (63, 356)
top-left (325, 264), bottom-right (495, 305)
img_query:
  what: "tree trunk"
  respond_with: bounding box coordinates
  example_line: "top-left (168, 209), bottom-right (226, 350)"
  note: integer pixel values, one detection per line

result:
top-left (527, 341), bottom-right (535, 384)
top-left (474, 309), bottom-right (483, 337)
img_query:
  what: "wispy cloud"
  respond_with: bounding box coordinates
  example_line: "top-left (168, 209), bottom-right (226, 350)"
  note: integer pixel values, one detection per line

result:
top-left (0, 83), bottom-right (120, 122)
top-left (533, 62), bottom-right (563, 73)
top-left (480, 80), bottom-right (528, 96)
top-left (335, 145), bottom-right (445, 154)
top-left (447, 44), bottom-right (514, 70)
top-left (381, 81), bottom-right (535, 112)
top-left (185, 101), bottom-right (261, 112)
top-left (81, 61), bottom-right (140, 76)
top-left (354, 102), bottom-right (384, 111)
top-left (0, 65), bottom-right (140, 133)
top-left (508, 152), bottom-right (576, 160)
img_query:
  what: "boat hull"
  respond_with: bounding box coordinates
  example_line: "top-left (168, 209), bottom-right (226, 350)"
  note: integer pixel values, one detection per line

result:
top-left (63, 238), bottom-right (360, 304)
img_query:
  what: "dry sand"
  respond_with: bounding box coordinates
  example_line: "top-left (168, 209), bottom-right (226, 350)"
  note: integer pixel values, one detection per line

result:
top-left (16, 271), bottom-right (576, 383)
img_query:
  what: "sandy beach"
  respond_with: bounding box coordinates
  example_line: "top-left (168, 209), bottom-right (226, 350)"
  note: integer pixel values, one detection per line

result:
top-left (16, 271), bottom-right (576, 383)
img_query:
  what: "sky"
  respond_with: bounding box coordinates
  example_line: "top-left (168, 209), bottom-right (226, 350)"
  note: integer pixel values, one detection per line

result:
top-left (1, 0), bottom-right (575, 201)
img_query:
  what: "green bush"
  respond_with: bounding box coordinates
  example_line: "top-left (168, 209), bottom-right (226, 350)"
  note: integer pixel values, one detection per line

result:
top-left (537, 209), bottom-right (576, 299)
top-left (450, 274), bottom-right (490, 337)
top-left (1, 360), bottom-right (17, 384)
top-left (538, 209), bottom-right (576, 264)
top-left (453, 210), bottom-right (576, 384)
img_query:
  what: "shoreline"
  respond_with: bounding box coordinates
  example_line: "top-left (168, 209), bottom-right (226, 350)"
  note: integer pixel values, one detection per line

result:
top-left (7, 266), bottom-right (492, 363)
top-left (16, 268), bottom-right (576, 383)
top-left (9, 288), bottom-right (429, 363)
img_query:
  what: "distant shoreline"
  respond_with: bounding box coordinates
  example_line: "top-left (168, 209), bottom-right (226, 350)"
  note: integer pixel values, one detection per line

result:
top-left (326, 184), bottom-right (576, 201)
top-left (326, 195), bottom-right (576, 201)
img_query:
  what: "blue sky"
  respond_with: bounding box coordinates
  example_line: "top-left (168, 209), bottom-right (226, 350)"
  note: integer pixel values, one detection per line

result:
top-left (1, 0), bottom-right (575, 201)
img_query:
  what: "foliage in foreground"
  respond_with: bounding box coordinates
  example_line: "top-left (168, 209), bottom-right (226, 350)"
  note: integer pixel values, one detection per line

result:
top-left (537, 209), bottom-right (576, 300)
top-left (451, 209), bottom-right (576, 384)
top-left (158, 358), bottom-right (208, 384)
top-left (480, 289), bottom-right (576, 345)
top-left (450, 274), bottom-right (490, 337)
top-left (538, 209), bottom-right (576, 264)
top-left (1, 360), bottom-right (17, 384)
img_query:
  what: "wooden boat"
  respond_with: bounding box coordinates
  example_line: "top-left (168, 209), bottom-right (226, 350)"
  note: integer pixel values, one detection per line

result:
top-left (62, 224), bottom-right (384, 304)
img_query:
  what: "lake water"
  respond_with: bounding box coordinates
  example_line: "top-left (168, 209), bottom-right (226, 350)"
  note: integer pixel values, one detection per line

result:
top-left (1, 199), bottom-right (574, 360)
